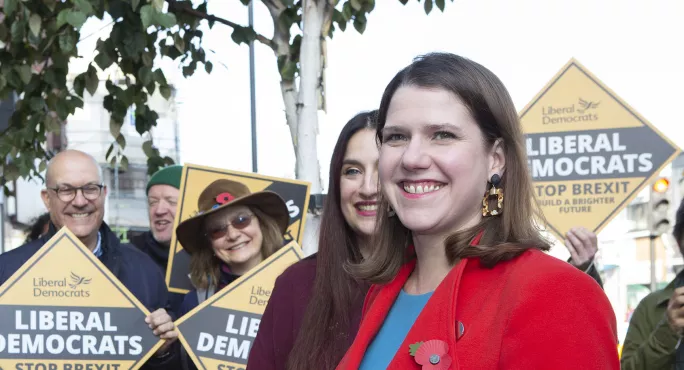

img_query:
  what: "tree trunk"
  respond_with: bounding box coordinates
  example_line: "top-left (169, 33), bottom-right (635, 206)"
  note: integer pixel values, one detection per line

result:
top-left (296, 0), bottom-right (324, 194)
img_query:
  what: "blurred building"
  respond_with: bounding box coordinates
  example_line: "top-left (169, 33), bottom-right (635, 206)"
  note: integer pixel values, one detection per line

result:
top-left (2, 69), bottom-right (181, 250)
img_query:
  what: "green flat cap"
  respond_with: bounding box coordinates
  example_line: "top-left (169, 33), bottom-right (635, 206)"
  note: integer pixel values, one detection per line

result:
top-left (146, 165), bottom-right (183, 194)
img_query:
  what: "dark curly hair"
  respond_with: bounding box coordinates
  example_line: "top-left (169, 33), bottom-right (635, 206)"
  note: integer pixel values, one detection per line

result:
top-left (24, 213), bottom-right (51, 244)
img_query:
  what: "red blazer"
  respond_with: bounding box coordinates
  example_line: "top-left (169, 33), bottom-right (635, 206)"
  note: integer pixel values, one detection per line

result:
top-left (337, 249), bottom-right (619, 369)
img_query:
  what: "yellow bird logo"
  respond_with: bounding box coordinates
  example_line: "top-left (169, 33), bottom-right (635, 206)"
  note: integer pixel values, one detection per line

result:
top-left (69, 272), bottom-right (92, 289)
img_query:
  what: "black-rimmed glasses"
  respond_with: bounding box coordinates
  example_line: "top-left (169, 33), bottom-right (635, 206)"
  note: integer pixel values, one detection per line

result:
top-left (48, 184), bottom-right (104, 202)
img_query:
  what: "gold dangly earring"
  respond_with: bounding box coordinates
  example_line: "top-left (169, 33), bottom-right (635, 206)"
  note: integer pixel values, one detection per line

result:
top-left (482, 174), bottom-right (504, 217)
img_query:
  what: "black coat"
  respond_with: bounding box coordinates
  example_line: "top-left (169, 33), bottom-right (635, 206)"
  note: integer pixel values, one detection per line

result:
top-left (0, 222), bottom-right (180, 369)
top-left (130, 231), bottom-right (185, 315)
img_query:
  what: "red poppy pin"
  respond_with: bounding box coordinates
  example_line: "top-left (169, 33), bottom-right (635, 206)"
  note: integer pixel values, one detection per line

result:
top-left (409, 340), bottom-right (452, 370)
top-left (216, 192), bottom-right (235, 204)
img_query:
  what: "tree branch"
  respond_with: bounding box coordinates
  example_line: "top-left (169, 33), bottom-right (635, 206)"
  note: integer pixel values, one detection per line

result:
top-left (167, 0), bottom-right (276, 50)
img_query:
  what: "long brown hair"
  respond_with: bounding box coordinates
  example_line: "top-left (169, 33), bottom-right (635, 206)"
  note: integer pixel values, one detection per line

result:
top-left (349, 52), bottom-right (550, 284)
top-left (189, 206), bottom-right (284, 290)
top-left (286, 111), bottom-right (378, 370)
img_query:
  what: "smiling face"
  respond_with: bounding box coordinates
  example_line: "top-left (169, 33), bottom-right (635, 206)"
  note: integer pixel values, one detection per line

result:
top-left (340, 128), bottom-right (380, 239)
top-left (147, 184), bottom-right (179, 246)
top-left (379, 85), bottom-right (504, 240)
top-left (41, 150), bottom-right (106, 249)
top-left (204, 205), bottom-right (264, 275)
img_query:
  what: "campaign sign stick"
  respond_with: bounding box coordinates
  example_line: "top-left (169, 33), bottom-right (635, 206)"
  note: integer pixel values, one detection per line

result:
top-left (0, 228), bottom-right (163, 370)
top-left (520, 58), bottom-right (681, 241)
top-left (174, 241), bottom-right (304, 370)
top-left (166, 164), bottom-right (311, 294)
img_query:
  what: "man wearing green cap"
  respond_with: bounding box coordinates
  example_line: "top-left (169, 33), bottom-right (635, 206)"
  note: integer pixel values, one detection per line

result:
top-left (131, 164), bottom-right (185, 314)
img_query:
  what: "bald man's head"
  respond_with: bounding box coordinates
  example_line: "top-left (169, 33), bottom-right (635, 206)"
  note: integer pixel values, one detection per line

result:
top-left (41, 150), bottom-right (107, 250)
top-left (46, 150), bottom-right (103, 187)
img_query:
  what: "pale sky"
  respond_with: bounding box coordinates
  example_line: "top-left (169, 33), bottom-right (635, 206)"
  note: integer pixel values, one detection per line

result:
top-left (76, 0), bottom-right (684, 192)
top-left (173, 0), bottom-right (684, 192)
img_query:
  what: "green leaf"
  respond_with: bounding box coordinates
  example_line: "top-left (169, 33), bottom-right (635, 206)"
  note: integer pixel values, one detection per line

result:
top-left (44, 112), bottom-right (61, 132)
top-left (342, 2), bottom-right (353, 21)
top-left (142, 140), bottom-right (155, 157)
top-left (70, 96), bottom-right (84, 109)
top-left (55, 100), bottom-right (69, 120)
top-left (4, 0), bottom-right (18, 17)
top-left (5, 163), bottom-right (19, 182)
top-left (142, 52), bottom-right (153, 67)
top-left (16, 65), bottom-right (31, 85)
top-left (116, 133), bottom-right (126, 150)
top-left (156, 12), bottom-right (177, 29)
top-left (11, 19), bottom-right (26, 44)
top-left (152, 0), bottom-right (164, 11)
top-left (140, 5), bottom-right (154, 29)
top-left (73, 74), bottom-right (86, 96)
top-left (59, 31), bottom-right (76, 53)
top-left (353, 14), bottom-right (367, 34)
top-left (131, 0), bottom-right (140, 10)
top-left (66, 10), bottom-right (88, 29)
top-left (85, 74), bottom-right (98, 96)
top-left (0, 75), bottom-right (6, 91)
top-left (29, 97), bottom-right (44, 112)
top-left (73, 0), bottom-right (94, 15)
top-left (29, 14), bottom-right (42, 37)
top-left (408, 341), bottom-right (423, 357)
top-left (424, 0), bottom-right (433, 15)
top-left (42, 0), bottom-right (57, 12)
top-left (105, 143), bottom-right (114, 160)
top-left (94, 51), bottom-right (113, 70)
top-left (56, 9), bottom-right (70, 28)
top-left (435, 0), bottom-right (445, 11)
top-left (138, 66), bottom-right (152, 86)
top-left (204, 61), bottom-right (213, 74)
top-left (38, 160), bottom-right (47, 173)
top-left (350, 0), bottom-right (362, 11)
top-left (153, 69), bottom-right (167, 85)
top-left (120, 155), bottom-right (129, 171)
top-left (173, 33), bottom-right (185, 52)
top-left (159, 85), bottom-right (171, 100)
top-left (110, 118), bottom-right (122, 137)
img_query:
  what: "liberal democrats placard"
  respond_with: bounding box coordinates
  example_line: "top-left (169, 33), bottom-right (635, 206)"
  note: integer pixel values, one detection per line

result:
top-left (166, 164), bottom-right (311, 294)
top-left (175, 241), bottom-right (304, 370)
top-left (0, 228), bottom-right (163, 369)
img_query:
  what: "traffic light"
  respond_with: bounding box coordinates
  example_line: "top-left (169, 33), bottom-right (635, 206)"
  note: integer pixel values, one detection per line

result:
top-left (649, 177), bottom-right (672, 235)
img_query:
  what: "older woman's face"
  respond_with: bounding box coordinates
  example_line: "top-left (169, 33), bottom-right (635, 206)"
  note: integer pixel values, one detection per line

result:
top-left (378, 85), bottom-right (503, 239)
top-left (204, 205), bottom-right (263, 275)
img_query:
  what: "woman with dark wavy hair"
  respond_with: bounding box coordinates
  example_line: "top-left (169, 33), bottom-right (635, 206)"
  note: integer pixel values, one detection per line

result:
top-left (248, 110), bottom-right (379, 369)
top-left (338, 53), bottom-right (619, 369)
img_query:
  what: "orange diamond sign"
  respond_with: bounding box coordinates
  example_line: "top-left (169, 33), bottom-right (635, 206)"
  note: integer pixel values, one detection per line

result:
top-left (520, 58), bottom-right (681, 241)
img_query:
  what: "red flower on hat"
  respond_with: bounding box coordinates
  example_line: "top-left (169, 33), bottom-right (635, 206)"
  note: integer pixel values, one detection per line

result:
top-left (216, 192), bottom-right (235, 204)
top-left (409, 340), bottom-right (451, 370)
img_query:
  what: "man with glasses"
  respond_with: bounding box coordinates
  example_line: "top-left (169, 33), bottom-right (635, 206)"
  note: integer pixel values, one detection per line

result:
top-left (0, 149), bottom-right (181, 368)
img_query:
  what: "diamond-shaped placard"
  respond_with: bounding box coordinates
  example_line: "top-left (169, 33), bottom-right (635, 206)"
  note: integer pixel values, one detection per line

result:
top-left (520, 58), bottom-right (681, 241)
top-left (0, 227), bottom-right (163, 369)
top-left (166, 164), bottom-right (311, 294)
top-left (175, 241), bottom-right (303, 369)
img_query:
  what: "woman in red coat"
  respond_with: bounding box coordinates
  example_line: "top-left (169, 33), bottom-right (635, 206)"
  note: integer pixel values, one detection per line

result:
top-left (337, 53), bottom-right (619, 369)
